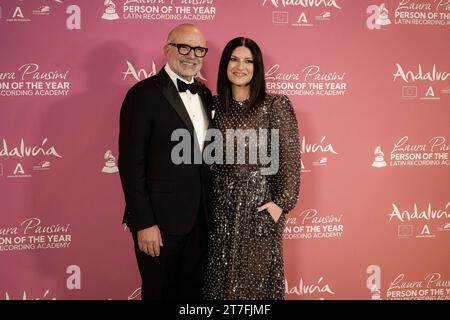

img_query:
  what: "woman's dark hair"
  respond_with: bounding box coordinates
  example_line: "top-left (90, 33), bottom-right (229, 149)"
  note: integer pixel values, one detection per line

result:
top-left (217, 37), bottom-right (266, 112)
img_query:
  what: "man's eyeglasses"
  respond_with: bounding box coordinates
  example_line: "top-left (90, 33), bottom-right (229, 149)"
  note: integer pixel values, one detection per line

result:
top-left (168, 43), bottom-right (208, 58)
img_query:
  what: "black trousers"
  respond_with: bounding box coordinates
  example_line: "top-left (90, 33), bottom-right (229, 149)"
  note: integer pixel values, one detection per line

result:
top-left (132, 209), bottom-right (208, 300)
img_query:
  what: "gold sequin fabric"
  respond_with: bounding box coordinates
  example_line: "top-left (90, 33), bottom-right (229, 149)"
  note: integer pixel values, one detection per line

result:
top-left (203, 94), bottom-right (301, 300)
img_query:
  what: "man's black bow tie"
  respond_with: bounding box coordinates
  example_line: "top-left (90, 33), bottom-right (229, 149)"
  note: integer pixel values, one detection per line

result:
top-left (177, 78), bottom-right (204, 95)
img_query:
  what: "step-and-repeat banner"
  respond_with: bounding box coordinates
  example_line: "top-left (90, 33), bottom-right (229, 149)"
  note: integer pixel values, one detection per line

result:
top-left (0, 0), bottom-right (449, 300)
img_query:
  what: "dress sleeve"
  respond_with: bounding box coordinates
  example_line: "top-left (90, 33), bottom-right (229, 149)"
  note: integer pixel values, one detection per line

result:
top-left (268, 94), bottom-right (301, 213)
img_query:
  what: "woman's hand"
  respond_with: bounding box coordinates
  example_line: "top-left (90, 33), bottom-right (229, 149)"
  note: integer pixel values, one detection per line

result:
top-left (257, 202), bottom-right (283, 223)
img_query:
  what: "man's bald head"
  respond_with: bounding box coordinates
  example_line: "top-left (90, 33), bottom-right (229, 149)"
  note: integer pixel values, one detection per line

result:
top-left (166, 24), bottom-right (205, 44)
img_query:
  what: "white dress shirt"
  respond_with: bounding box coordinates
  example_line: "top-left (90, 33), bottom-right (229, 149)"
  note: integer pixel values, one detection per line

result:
top-left (165, 64), bottom-right (209, 150)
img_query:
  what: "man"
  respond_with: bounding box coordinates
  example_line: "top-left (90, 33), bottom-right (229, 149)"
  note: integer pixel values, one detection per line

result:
top-left (118, 24), bottom-right (212, 300)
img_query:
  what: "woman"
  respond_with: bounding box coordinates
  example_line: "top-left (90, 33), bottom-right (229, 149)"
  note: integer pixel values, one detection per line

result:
top-left (203, 37), bottom-right (301, 300)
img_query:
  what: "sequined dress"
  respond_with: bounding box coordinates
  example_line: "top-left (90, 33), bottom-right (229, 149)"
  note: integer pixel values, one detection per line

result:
top-left (203, 94), bottom-right (301, 300)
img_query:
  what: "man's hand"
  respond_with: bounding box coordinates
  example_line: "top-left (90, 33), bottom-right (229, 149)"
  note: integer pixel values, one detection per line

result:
top-left (257, 202), bottom-right (283, 223)
top-left (137, 225), bottom-right (163, 257)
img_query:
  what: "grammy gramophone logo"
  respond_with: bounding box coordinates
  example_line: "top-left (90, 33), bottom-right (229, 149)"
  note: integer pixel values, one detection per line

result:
top-left (371, 146), bottom-right (387, 168)
top-left (367, 3), bottom-right (392, 30)
top-left (102, 150), bottom-right (118, 173)
top-left (102, 0), bottom-right (119, 20)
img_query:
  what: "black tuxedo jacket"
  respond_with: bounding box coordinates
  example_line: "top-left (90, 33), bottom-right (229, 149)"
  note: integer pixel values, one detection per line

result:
top-left (118, 68), bottom-right (212, 235)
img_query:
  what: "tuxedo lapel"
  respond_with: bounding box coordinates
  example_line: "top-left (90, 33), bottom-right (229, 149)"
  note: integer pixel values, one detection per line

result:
top-left (155, 69), bottom-right (196, 139)
top-left (155, 69), bottom-right (206, 158)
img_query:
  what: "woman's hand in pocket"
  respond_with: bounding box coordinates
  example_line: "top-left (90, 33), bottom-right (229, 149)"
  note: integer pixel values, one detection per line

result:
top-left (257, 202), bottom-right (283, 223)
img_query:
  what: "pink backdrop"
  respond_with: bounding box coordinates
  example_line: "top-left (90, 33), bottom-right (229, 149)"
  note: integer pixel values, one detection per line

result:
top-left (0, 0), bottom-right (449, 300)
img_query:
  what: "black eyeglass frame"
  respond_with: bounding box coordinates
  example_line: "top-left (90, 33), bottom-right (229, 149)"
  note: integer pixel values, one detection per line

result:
top-left (168, 43), bottom-right (208, 57)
